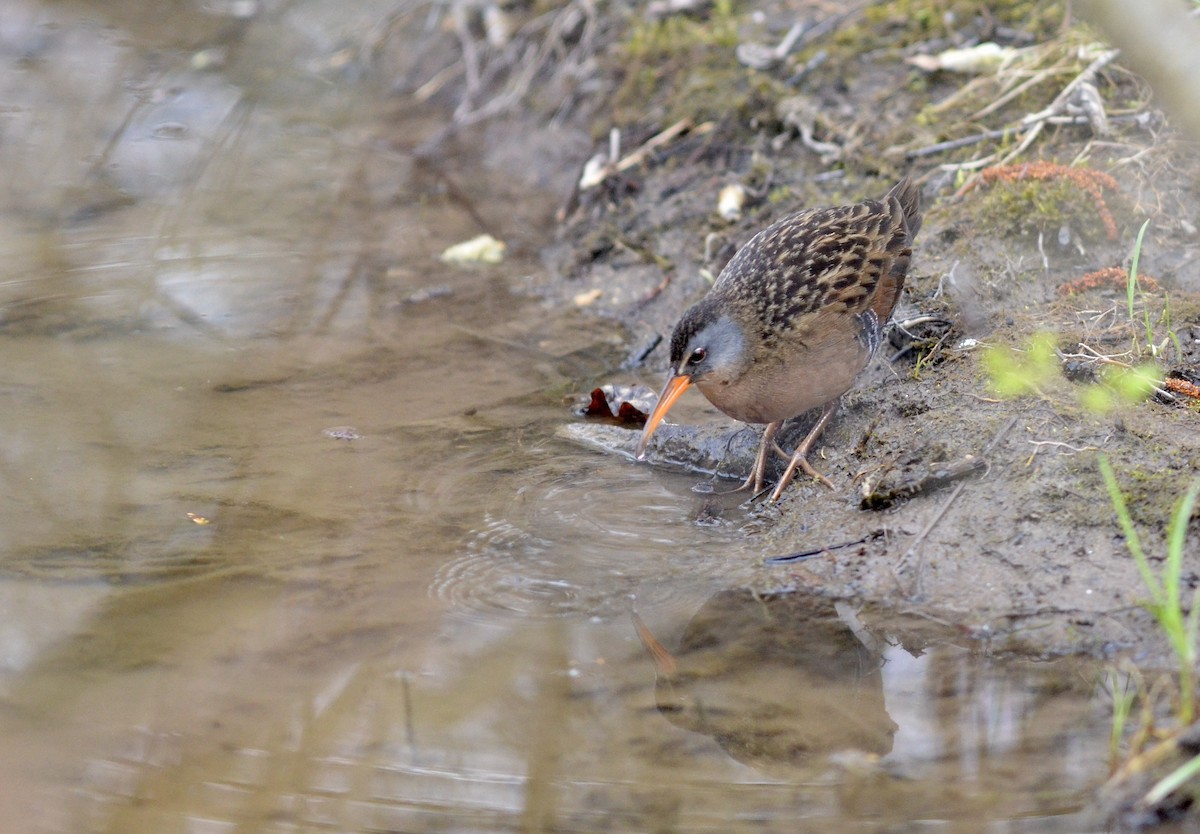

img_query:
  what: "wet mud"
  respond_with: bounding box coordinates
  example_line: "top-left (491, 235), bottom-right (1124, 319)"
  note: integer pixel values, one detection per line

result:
top-left (540, 21), bottom-right (1200, 670)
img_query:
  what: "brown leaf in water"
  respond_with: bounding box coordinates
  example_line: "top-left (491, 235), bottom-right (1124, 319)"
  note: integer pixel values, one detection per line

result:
top-left (581, 388), bottom-right (648, 426)
top-left (583, 388), bottom-right (615, 419)
top-left (616, 401), bottom-right (648, 426)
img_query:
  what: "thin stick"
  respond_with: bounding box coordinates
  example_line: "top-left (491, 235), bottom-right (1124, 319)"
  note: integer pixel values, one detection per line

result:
top-left (1027, 440), bottom-right (1099, 453)
top-left (907, 127), bottom-right (1017, 159)
top-left (765, 529), bottom-right (887, 565)
top-left (971, 65), bottom-right (1062, 119)
top-left (616, 119), bottom-right (695, 172)
top-left (1020, 49), bottom-right (1121, 128)
top-left (907, 113), bottom-right (1148, 159)
top-left (949, 49), bottom-right (1122, 180)
top-left (579, 119), bottom-right (699, 190)
top-left (1062, 343), bottom-right (1177, 401)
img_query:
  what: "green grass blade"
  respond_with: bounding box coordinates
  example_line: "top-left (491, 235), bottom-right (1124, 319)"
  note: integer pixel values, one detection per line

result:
top-left (1186, 584), bottom-right (1200, 724)
top-left (1099, 455), bottom-right (1161, 602)
top-left (1143, 752), bottom-right (1200, 806)
top-left (1166, 479), bottom-right (1199, 572)
top-left (1189, 585), bottom-right (1200, 654)
top-left (1128, 218), bottom-right (1151, 321)
top-left (1164, 293), bottom-right (1184, 360)
top-left (1165, 480), bottom-right (1199, 609)
top-left (1168, 480), bottom-right (1200, 722)
top-left (1107, 669), bottom-right (1136, 762)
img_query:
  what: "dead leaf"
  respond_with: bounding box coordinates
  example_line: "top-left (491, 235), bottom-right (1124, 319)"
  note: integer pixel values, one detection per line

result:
top-left (581, 387), bottom-right (648, 426)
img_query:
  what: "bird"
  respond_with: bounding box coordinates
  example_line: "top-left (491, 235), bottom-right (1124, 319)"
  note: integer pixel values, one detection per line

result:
top-left (635, 177), bottom-right (922, 502)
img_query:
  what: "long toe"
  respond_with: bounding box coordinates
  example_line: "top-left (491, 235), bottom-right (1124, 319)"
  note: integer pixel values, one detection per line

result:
top-left (766, 399), bottom-right (841, 501)
top-left (716, 468), bottom-right (758, 495)
top-left (768, 452), bottom-right (834, 502)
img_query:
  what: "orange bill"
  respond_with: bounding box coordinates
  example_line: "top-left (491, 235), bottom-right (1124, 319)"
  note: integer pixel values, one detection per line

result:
top-left (635, 374), bottom-right (691, 460)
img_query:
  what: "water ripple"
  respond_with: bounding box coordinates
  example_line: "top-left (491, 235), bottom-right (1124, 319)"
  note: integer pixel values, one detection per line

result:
top-left (429, 514), bottom-right (663, 623)
top-left (427, 425), bottom-right (757, 624)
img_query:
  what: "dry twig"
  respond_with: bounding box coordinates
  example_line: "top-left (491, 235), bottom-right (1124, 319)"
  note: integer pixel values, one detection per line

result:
top-left (1024, 439), bottom-right (1099, 466)
top-left (939, 47), bottom-right (1121, 177)
top-left (410, 0), bottom-right (603, 155)
top-left (578, 119), bottom-right (699, 190)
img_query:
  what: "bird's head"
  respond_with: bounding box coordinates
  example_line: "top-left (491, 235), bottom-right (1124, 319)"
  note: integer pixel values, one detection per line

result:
top-left (635, 301), bottom-right (749, 460)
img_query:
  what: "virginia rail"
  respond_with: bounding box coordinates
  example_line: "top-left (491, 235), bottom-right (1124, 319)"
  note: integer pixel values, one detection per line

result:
top-left (636, 178), bottom-right (922, 501)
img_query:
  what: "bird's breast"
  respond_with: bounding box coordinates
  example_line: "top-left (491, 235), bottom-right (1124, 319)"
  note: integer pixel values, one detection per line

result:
top-left (694, 325), bottom-right (871, 424)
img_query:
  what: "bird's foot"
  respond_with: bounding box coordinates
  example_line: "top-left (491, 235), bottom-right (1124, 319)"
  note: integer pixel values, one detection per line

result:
top-left (765, 399), bottom-right (841, 502)
top-left (712, 412), bottom-right (840, 502)
top-left (711, 456), bottom-right (768, 496)
top-left (769, 453), bottom-right (834, 502)
top-left (744, 421), bottom-right (782, 496)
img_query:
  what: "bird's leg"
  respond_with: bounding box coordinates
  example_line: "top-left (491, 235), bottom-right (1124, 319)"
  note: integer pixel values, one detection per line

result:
top-left (713, 422), bottom-right (780, 495)
top-left (769, 398), bottom-right (840, 501)
top-left (733, 420), bottom-right (781, 494)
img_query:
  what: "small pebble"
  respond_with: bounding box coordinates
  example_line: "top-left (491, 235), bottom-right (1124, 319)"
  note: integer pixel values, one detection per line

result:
top-left (440, 234), bottom-right (506, 265)
top-left (717, 182), bottom-right (747, 221)
top-left (573, 288), bottom-right (603, 306)
top-left (322, 426), bottom-right (361, 441)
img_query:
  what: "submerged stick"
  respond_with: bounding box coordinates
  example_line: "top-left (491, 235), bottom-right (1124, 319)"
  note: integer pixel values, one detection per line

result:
top-left (765, 529), bottom-right (887, 565)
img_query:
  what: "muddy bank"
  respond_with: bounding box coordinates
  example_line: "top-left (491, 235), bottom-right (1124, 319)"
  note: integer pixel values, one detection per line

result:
top-left (492, 2), bottom-right (1200, 666)
top-left (390, 0), bottom-right (1200, 654)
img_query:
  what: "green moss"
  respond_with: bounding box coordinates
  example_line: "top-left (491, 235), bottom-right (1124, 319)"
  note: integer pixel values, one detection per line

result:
top-left (615, 0), bottom-right (787, 125)
top-left (825, 1), bottom-right (1041, 59)
top-left (851, 0), bottom-right (1064, 47)
top-left (1112, 466), bottom-right (1194, 529)
top-left (766, 185), bottom-right (794, 205)
top-left (973, 177), bottom-right (1116, 241)
top-left (624, 0), bottom-right (740, 57)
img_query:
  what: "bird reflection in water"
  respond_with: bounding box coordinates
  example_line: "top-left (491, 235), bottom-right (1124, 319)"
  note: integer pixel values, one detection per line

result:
top-left (633, 590), bottom-right (902, 771)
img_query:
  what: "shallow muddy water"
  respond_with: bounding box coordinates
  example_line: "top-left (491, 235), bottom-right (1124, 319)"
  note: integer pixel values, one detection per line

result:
top-left (0, 2), bottom-right (1121, 832)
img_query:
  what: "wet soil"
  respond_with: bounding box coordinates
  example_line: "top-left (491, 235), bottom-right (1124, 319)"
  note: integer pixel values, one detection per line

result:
top-left (506, 0), bottom-right (1200, 668)
top-left (476, 3), bottom-right (1200, 816)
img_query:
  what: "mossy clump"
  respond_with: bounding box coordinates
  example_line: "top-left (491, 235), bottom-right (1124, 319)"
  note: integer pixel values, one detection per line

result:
top-left (766, 185), bottom-right (795, 206)
top-left (613, 0), bottom-right (785, 127)
top-left (973, 176), bottom-right (1119, 242)
top-left (836, 0), bottom-right (1064, 54)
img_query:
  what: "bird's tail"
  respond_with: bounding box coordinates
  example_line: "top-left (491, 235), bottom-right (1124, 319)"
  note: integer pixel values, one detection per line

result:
top-left (886, 177), bottom-right (923, 244)
top-left (868, 177), bottom-right (922, 324)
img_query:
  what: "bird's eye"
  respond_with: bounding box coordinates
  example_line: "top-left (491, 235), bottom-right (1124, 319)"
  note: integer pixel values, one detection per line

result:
top-left (687, 348), bottom-right (706, 366)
